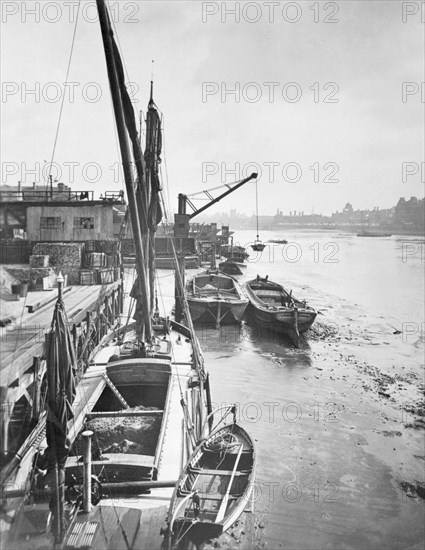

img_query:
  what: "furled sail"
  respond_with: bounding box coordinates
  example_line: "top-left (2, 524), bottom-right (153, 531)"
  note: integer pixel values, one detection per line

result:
top-left (145, 84), bottom-right (163, 310)
top-left (45, 297), bottom-right (77, 544)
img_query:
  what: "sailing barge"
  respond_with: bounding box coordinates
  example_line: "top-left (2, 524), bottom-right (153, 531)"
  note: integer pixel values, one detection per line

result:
top-left (2, 1), bottom-right (258, 548)
top-left (244, 277), bottom-right (317, 346)
top-left (2, 2), bottom-right (209, 548)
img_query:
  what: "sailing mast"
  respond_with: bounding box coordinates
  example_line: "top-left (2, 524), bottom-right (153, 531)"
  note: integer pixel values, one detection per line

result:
top-left (96, 0), bottom-right (152, 340)
top-left (145, 81), bottom-right (163, 312)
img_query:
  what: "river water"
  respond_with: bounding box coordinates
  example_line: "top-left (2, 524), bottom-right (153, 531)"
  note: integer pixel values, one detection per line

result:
top-left (156, 229), bottom-right (424, 550)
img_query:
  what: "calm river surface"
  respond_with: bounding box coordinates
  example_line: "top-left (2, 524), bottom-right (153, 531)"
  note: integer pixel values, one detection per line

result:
top-left (158, 229), bottom-right (424, 550)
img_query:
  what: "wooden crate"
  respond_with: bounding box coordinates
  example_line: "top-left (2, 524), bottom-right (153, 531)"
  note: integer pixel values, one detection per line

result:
top-left (97, 268), bottom-right (114, 284)
top-left (88, 252), bottom-right (106, 268)
top-left (80, 270), bottom-right (97, 285)
top-left (106, 254), bottom-right (114, 268)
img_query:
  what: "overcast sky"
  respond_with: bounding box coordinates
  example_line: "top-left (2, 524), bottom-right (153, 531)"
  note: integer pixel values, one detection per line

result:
top-left (1, 0), bottom-right (424, 216)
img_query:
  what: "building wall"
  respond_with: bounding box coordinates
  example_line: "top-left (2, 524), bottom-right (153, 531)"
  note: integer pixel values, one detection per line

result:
top-left (26, 204), bottom-right (114, 241)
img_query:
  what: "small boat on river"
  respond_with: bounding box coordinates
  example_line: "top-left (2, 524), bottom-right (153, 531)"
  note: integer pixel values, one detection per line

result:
top-left (187, 269), bottom-right (249, 327)
top-left (267, 239), bottom-right (288, 244)
top-left (164, 407), bottom-right (255, 548)
top-left (244, 276), bottom-right (317, 346)
top-left (356, 231), bottom-right (392, 237)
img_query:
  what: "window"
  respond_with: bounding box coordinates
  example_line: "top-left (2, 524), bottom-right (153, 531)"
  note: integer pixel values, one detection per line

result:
top-left (74, 217), bottom-right (94, 229)
top-left (40, 217), bottom-right (61, 229)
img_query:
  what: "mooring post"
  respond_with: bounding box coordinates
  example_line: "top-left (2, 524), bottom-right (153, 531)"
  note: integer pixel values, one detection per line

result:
top-left (82, 430), bottom-right (93, 513)
top-left (0, 388), bottom-right (10, 456)
top-left (57, 272), bottom-right (64, 301)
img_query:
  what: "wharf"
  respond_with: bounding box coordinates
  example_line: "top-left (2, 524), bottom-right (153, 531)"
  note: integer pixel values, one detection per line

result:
top-left (1, 282), bottom-right (122, 394)
top-left (0, 281), bottom-right (123, 466)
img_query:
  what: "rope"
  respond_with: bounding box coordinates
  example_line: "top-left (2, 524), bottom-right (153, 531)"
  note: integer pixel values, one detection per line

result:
top-left (45, 0), bottom-right (81, 191)
top-left (204, 432), bottom-right (238, 453)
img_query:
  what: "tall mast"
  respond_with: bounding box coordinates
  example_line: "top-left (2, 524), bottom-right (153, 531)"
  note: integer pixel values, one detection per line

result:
top-left (144, 79), bottom-right (163, 312)
top-left (96, 0), bottom-right (152, 340)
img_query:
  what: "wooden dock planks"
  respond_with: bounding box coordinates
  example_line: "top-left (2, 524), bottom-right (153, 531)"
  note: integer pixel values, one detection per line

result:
top-left (0, 282), bottom-right (120, 390)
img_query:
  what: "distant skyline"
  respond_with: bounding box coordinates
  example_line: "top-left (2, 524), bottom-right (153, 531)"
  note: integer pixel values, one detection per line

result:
top-left (1, 1), bottom-right (424, 217)
top-left (195, 194), bottom-right (425, 219)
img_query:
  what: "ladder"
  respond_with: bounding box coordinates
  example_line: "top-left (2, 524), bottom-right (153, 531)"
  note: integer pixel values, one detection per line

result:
top-left (102, 374), bottom-right (129, 409)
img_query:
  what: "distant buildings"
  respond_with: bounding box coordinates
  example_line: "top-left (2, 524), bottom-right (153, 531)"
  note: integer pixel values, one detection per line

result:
top-left (331, 198), bottom-right (424, 232)
top-left (393, 197), bottom-right (425, 231)
top-left (196, 197), bottom-right (424, 234)
top-left (331, 202), bottom-right (394, 227)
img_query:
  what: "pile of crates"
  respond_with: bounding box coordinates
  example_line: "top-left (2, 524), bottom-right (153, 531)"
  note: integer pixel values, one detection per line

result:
top-left (79, 240), bottom-right (122, 285)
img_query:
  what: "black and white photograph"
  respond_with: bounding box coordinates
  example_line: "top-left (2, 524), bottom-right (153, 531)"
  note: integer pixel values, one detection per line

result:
top-left (0, 1), bottom-right (424, 549)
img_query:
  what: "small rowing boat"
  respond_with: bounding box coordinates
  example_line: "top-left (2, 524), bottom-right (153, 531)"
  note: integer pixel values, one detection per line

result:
top-left (164, 407), bottom-right (255, 548)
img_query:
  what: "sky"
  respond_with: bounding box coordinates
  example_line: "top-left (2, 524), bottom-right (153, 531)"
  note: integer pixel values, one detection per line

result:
top-left (1, 0), bottom-right (424, 216)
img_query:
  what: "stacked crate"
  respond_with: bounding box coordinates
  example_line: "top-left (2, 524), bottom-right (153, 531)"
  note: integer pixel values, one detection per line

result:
top-left (88, 252), bottom-right (107, 268)
top-left (79, 270), bottom-right (97, 285)
top-left (80, 241), bottom-right (122, 285)
top-left (97, 268), bottom-right (115, 284)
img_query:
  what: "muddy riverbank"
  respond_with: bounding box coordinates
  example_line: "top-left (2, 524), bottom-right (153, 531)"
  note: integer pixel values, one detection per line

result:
top-left (182, 231), bottom-right (424, 549)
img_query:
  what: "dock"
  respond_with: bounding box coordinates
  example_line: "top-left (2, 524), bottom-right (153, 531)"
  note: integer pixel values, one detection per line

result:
top-left (0, 281), bottom-right (123, 473)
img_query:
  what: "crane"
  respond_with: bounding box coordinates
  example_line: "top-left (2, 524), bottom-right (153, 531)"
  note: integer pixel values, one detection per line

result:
top-left (177, 173), bottom-right (258, 218)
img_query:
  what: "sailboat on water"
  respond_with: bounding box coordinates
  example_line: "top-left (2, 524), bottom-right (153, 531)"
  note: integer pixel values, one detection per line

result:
top-left (2, 2), bottom-right (210, 548)
top-left (251, 179), bottom-right (266, 252)
top-left (2, 2), bottom-right (256, 548)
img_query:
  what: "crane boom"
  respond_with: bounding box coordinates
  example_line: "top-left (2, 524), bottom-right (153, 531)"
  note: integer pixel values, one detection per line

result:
top-left (177, 172), bottom-right (258, 219)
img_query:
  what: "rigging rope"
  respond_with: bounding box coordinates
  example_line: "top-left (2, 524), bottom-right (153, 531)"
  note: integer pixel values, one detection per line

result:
top-left (45, 0), bottom-right (81, 192)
